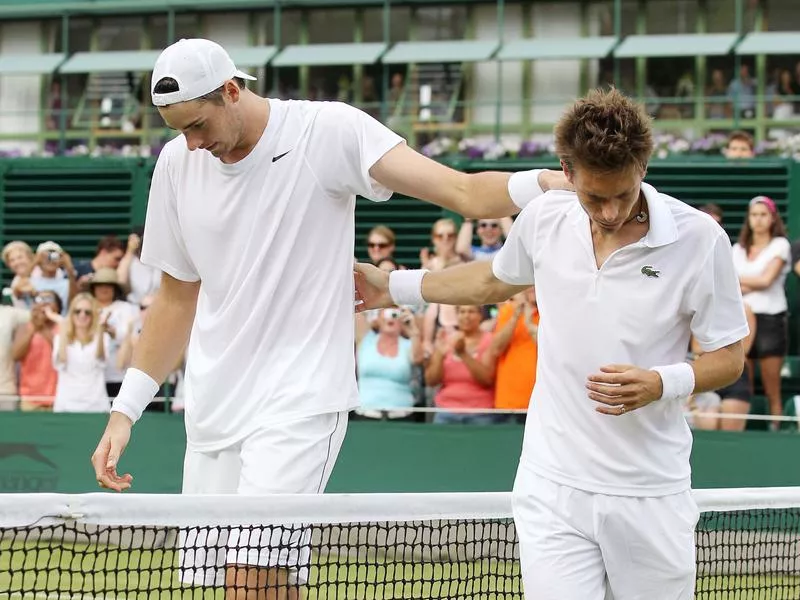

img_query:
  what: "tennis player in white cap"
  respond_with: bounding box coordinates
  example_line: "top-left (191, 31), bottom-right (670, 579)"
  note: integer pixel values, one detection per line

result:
top-left (89, 38), bottom-right (569, 598)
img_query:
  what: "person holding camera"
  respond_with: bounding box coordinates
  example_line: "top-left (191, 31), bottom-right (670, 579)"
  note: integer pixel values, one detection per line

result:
top-left (354, 306), bottom-right (423, 420)
top-left (12, 291), bottom-right (62, 411)
top-left (30, 241), bottom-right (77, 315)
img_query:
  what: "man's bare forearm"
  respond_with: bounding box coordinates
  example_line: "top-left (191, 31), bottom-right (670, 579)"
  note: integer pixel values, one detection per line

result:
top-left (421, 261), bottom-right (527, 306)
top-left (690, 341), bottom-right (745, 394)
top-left (132, 278), bottom-right (198, 385)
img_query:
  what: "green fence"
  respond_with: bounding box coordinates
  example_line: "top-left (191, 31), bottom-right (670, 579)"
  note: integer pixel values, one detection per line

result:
top-left (0, 413), bottom-right (798, 494)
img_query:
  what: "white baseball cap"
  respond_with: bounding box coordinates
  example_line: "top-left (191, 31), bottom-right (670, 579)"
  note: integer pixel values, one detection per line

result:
top-left (151, 38), bottom-right (256, 107)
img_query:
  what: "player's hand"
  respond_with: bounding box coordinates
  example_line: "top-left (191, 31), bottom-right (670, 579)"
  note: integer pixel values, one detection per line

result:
top-left (91, 412), bottom-right (134, 492)
top-left (353, 262), bottom-right (393, 312)
top-left (585, 364), bottom-right (664, 416)
top-left (539, 169), bottom-right (575, 193)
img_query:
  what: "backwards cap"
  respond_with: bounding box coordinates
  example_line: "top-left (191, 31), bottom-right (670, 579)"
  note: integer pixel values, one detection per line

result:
top-left (151, 38), bottom-right (256, 107)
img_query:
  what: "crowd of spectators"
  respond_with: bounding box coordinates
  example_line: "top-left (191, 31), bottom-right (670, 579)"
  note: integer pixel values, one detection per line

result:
top-left (0, 130), bottom-right (796, 430)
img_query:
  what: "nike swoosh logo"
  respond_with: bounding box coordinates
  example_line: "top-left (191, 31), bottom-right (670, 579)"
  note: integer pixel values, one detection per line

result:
top-left (272, 150), bottom-right (291, 163)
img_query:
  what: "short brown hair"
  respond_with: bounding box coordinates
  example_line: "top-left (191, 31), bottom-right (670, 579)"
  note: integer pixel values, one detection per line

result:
top-left (554, 88), bottom-right (653, 174)
top-left (152, 77), bottom-right (247, 107)
top-left (96, 235), bottom-right (125, 256)
top-left (727, 130), bottom-right (754, 151)
top-left (699, 203), bottom-right (724, 221)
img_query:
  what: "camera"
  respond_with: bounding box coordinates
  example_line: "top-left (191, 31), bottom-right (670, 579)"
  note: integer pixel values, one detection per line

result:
top-left (47, 251), bottom-right (61, 262)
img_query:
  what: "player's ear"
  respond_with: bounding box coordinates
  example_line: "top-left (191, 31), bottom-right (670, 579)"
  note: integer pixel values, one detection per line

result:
top-left (560, 160), bottom-right (575, 184)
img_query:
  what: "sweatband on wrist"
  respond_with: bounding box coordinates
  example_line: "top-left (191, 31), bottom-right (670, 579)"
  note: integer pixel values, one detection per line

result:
top-left (111, 367), bottom-right (160, 424)
top-left (389, 269), bottom-right (429, 307)
top-left (651, 363), bottom-right (696, 402)
top-left (508, 169), bottom-right (545, 210)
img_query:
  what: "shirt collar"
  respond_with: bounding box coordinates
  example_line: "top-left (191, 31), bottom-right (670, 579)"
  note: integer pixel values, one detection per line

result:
top-left (567, 182), bottom-right (678, 248)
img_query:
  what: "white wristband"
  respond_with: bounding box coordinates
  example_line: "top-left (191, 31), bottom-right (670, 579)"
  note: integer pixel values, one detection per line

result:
top-left (389, 269), bottom-right (429, 307)
top-left (651, 363), bottom-right (696, 402)
top-left (111, 368), bottom-right (160, 424)
top-left (508, 169), bottom-right (545, 210)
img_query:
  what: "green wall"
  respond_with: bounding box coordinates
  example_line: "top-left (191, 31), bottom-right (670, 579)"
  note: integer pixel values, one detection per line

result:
top-left (0, 413), bottom-right (797, 494)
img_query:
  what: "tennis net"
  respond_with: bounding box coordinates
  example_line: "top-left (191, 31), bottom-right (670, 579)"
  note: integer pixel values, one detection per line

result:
top-left (1, 487), bottom-right (798, 599)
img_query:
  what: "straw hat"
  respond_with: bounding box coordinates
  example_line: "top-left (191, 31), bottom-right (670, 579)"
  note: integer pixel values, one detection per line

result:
top-left (89, 267), bottom-right (124, 296)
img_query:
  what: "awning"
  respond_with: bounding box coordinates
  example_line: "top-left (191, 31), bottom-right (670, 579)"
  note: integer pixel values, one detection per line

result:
top-left (57, 46), bottom-right (276, 74)
top-left (736, 32), bottom-right (800, 55)
top-left (59, 50), bottom-right (162, 74)
top-left (382, 40), bottom-right (499, 64)
top-left (0, 53), bottom-right (66, 75)
top-left (272, 43), bottom-right (387, 67)
top-left (614, 33), bottom-right (739, 58)
top-left (226, 46), bottom-right (278, 68)
top-left (497, 37), bottom-right (617, 61)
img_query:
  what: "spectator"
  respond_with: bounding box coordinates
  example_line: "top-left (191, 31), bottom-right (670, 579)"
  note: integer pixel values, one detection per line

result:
top-left (88, 268), bottom-right (136, 398)
top-left (727, 63), bottom-right (756, 119)
top-left (73, 235), bottom-right (126, 291)
top-left (421, 219), bottom-right (463, 356)
top-left (0, 300), bottom-right (30, 410)
top-left (117, 228), bottom-right (161, 304)
top-left (725, 130), bottom-right (755, 159)
top-left (732, 196), bottom-right (791, 431)
top-left (13, 291), bottom-right (62, 411)
top-left (31, 241), bottom-right (77, 315)
top-left (365, 226), bottom-right (397, 266)
top-left (52, 293), bottom-right (109, 413)
top-left (486, 287), bottom-right (539, 425)
top-left (698, 203), bottom-right (724, 225)
top-left (420, 218), bottom-right (461, 271)
top-left (354, 307), bottom-right (423, 420)
top-left (425, 305), bottom-right (495, 425)
top-left (705, 69), bottom-right (730, 120)
top-left (2, 241), bottom-right (35, 309)
top-left (456, 217), bottom-right (513, 262)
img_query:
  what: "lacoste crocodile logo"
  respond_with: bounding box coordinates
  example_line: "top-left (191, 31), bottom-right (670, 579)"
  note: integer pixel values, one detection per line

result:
top-left (641, 265), bottom-right (660, 278)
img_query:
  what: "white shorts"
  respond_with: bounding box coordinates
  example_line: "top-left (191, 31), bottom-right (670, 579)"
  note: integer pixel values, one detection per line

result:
top-left (512, 466), bottom-right (698, 600)
top-left (178, 411), bottom-right (348, 588)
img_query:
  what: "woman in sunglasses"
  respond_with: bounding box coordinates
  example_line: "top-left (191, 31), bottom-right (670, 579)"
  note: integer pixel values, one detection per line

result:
top-left (52, 293), bottom-right (110, 413)
top-left (456, 217), bottom-right (513, 262)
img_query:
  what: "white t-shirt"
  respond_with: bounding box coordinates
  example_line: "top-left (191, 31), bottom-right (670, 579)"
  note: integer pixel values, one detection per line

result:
top-left (732, 237), bottom-right (791, 315)
top-left (141, 99), bottom-right (404, 451)
top-left (52, 334), bottom-right (111, 413)
top-left (99, 301), bottom-right (137, 385)
top-left (493, 183), bottom-right (749, 496)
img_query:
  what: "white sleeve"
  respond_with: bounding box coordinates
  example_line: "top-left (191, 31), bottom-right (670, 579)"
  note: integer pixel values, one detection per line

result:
top-left (507, 170), bottom-right (545, 210)
top-left (686, 232), bottom-right (750, 352)
top-left (769, 237), bottom-right (791, 266)
top-left (491, 207), bottom-right (535, 285)
top-left (139, 150), bottom-right (200, 282)
top-left (313, 102), bottom-right (405, 202)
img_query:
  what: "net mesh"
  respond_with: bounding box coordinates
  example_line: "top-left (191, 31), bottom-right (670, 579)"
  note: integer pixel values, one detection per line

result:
top-left (0, 489), bottom-right (798, 599)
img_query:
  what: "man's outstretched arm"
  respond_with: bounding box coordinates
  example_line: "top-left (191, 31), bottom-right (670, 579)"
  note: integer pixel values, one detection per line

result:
top-left (355, 260), bottom-right (528, 311)
top-left (369, 143), bottom-right (569, 219)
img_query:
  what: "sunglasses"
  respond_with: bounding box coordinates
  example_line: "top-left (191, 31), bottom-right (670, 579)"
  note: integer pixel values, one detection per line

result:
top-left (367, 242), bottom-right (390, 249)
top-left (478, 222), bottom-right (500, 229)
top-left (34, 295), bottom-right (55, 304)
top-left (72, 308), bottom-right (92, 316)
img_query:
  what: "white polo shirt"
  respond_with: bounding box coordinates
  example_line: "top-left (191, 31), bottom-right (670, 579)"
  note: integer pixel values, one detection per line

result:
top-left (493, 183), bottom-right (749, 496)
top-left (141, 99), bottom-right (403, 451)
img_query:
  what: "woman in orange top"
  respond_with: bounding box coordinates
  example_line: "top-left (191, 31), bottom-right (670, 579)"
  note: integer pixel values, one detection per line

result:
top-left (486, 287), bottom-right (539, 424)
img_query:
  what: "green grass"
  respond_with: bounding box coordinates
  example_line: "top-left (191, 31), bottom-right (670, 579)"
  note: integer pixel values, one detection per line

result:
top-left (0, 542), bottom-right (798, 599)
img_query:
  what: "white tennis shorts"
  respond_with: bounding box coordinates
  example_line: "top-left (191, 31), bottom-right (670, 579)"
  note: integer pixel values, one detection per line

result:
top-left (178, 411), bottom-right (348, 588)
top-left (513, 466), bottom-right (699, 600)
